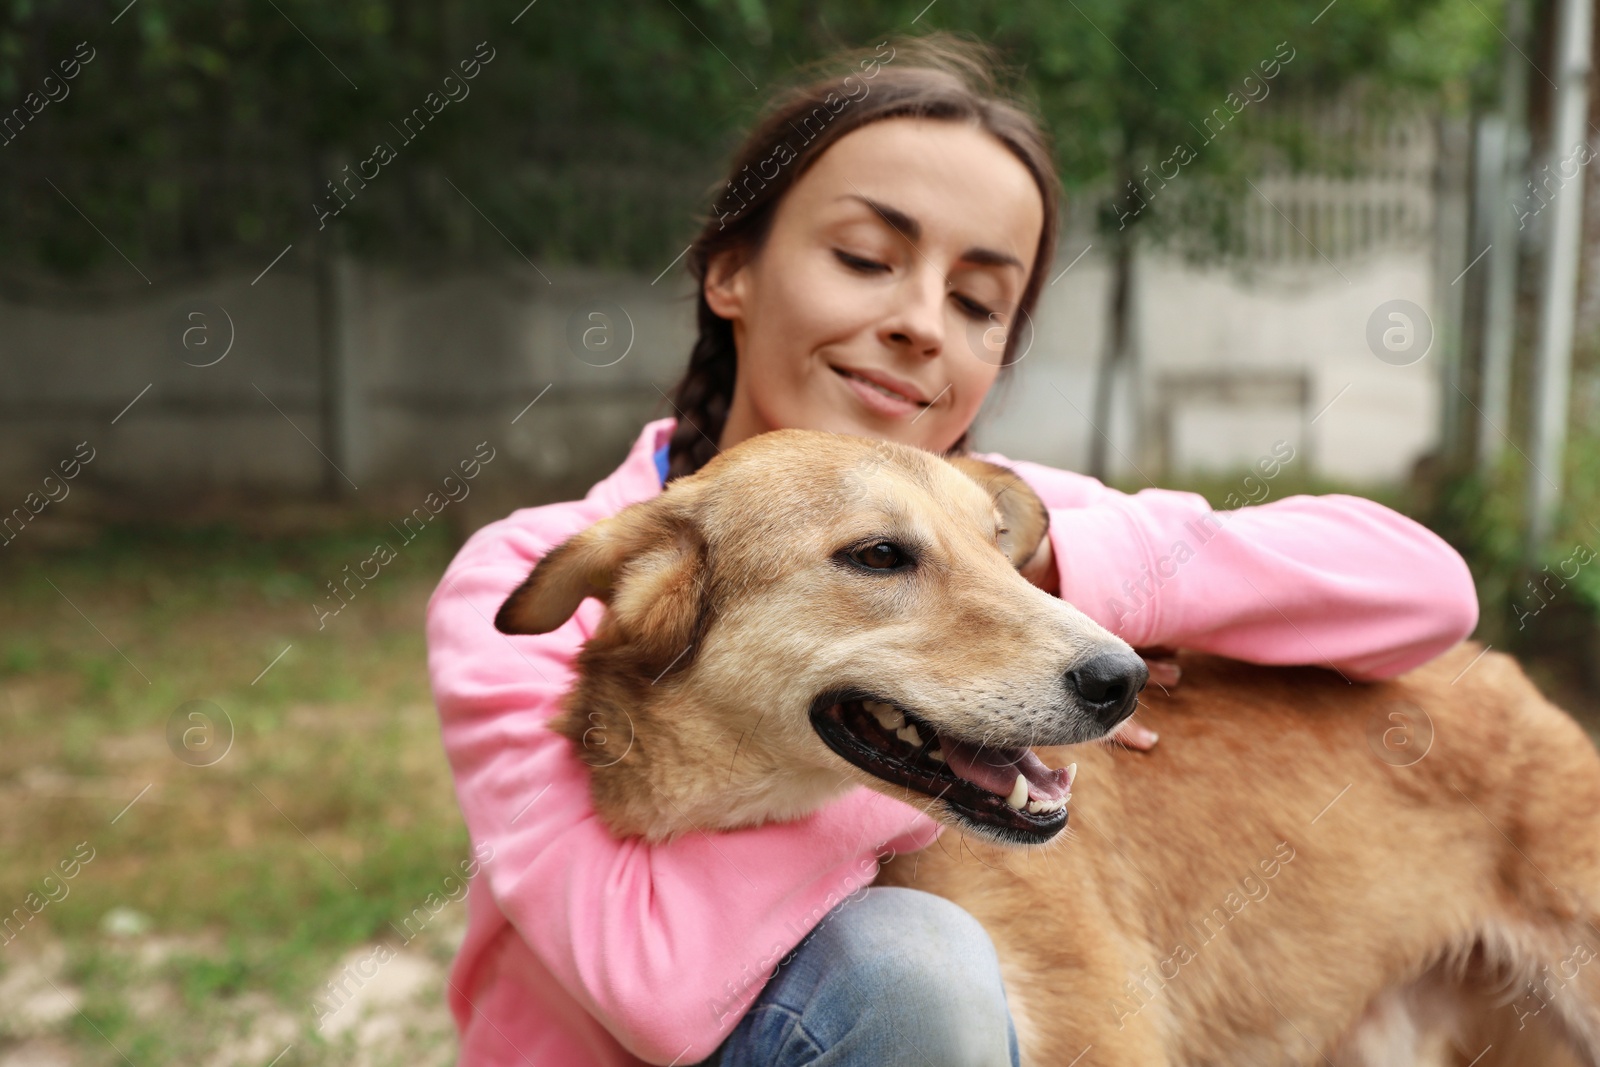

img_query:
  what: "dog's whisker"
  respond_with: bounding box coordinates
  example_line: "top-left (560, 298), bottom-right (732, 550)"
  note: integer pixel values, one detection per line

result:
top-left (727, 730), bottom-right (747, 783)
top-left (960, 832), bottom-right (1010, 873)
top-left (960, 838), bottom-right (998, 870)
top-left (726, 711), bottom-right (767, 783)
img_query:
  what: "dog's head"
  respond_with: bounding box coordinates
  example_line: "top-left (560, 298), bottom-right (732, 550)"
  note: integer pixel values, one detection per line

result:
top-left (496, 430), bottom-right (1145, 846)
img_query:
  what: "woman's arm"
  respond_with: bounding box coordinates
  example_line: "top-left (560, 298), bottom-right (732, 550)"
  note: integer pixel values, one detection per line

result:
top-left (428, 514), bottom-right (942, 1064)
top-left (1004, 461), bottom-right (1479, 681)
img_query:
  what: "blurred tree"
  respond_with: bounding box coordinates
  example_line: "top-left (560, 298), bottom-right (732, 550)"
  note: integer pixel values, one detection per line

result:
top-left (0, 0), bottom-right (1502, 293)
top-left (986, 0), bottom-right (1503, 474)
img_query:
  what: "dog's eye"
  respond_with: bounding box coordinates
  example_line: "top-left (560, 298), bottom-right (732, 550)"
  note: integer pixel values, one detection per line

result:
top-left (850, 541), bottom-right (909, 571)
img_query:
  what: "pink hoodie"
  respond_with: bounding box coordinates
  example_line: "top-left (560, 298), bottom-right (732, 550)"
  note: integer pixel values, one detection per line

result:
top-left (426, 418), bottom-right (1478, 1066)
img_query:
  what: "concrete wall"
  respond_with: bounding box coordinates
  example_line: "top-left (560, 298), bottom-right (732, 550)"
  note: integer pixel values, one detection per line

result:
top-left (0, 262), bottom-right (698, 511)
top-left (0, 237), bottom-right (1441, 516)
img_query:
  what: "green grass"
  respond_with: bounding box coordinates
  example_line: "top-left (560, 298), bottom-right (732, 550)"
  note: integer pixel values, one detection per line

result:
top-left (0, 520), bottom-right (469, 1065)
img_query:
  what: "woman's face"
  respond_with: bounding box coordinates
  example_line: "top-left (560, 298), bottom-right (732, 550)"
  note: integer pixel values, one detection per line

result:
top-left (707, 117), bottom-right (1045, 454)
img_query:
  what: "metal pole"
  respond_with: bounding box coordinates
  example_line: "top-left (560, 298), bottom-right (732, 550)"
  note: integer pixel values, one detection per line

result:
top-left (1479, 0), bottom-right (1532, 472)
top-left (1525, 0), bottom-right (1593, 553)
top-left (317, 228), bottom-right (362, 497)
top-left (1434, 113), bottom-right (1472, 464)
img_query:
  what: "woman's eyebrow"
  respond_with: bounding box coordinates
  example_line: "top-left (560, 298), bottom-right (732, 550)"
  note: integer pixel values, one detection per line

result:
top-left (837, 194), bottom-right (1024, 270)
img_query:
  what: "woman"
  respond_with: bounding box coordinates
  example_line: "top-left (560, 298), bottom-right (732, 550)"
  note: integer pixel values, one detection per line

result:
top-left (425, 34), bottom-right (1478, 1067)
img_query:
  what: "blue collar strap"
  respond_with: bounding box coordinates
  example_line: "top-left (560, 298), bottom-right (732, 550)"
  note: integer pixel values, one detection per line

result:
top-left (652, 442), bottom-right (670, 486)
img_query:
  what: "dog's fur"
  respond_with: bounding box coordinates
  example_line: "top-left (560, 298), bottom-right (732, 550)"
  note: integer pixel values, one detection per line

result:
top-left (497, 430), bottom-right (1600, 1066)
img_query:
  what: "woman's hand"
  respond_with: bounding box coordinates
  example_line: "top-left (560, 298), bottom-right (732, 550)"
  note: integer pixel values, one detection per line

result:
top-left (1109, 648), bottom-right (1179, 751)
top-left (1109, 717), bottom-right (1159, 750)
top-left (1138, 647), bottom-right (1182, 691)
top-left (1019, 530), bottom-right (1060, 594)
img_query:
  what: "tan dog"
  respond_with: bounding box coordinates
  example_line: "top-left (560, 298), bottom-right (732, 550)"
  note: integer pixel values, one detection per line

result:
top-left (496, 429), bottom-right (1600, 1067)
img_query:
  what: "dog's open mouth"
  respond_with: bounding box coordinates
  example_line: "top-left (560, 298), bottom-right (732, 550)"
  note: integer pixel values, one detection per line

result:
top-left (810, 697), bottom-right (1074, 843)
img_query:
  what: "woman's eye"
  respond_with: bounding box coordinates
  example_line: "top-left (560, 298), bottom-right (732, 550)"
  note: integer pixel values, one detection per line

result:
top-left (851, 541), bottom-right (909, 571)
top-left (835, 250), bottom-right (889, 273)
top-left (952, 292), bottom-right (996, 320)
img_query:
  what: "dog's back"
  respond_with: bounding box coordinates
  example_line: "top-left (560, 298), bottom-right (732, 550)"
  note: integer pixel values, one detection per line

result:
top-left (879, 644), bottom-right (1600, 1066)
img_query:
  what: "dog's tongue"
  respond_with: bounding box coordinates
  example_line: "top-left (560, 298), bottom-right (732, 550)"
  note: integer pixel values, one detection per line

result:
top-left (941, 738), bottom-right (1072, 802)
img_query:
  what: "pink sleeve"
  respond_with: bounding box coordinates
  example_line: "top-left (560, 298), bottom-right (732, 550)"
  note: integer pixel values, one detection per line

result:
top-left (426, 510), bottom-right (942, 1065)
top-left (1003, 461), bottom-right (1478, 680)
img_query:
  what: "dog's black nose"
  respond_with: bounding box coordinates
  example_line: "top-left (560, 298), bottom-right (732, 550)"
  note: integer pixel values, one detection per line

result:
top-left (1067, 651), bottom-right (1148, 729)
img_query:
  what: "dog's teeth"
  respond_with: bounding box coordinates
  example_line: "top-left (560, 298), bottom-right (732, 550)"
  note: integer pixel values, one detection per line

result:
top-left (1066, 762), bottom-right (1077, 789)
top-left (928, 745), bottom-right (946, 763)
top-left (864, 701), bottom-right (904, 731)
top-left (1026, 799), bottom-right (1044, 814)
top-left (1006, 774), bottom-right (1028, 810)
top-left (896, 723), bottom-right (922, 746)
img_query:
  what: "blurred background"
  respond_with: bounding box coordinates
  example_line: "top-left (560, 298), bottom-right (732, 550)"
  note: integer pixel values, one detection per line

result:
top-left (1, 0), bottom-right (1596, 1063)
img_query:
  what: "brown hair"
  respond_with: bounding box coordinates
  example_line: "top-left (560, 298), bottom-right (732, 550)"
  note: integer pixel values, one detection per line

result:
top-left (664, 31), bottom-right (1062, 480)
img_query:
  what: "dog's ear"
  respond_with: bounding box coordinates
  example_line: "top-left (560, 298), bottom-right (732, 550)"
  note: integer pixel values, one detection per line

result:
top-left (494, 490), bottom-right (707, 663)
top-left (945, 456), bottom-right (1049, 569)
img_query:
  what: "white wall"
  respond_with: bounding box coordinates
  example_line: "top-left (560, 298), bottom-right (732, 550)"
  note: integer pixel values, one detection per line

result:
top-left (978, 244), bottom-right (1440, 485)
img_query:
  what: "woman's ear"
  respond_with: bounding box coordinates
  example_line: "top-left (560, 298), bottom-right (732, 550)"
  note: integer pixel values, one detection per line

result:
top-left (703, 246), bottom-right (750, 321)
top-left (944, 455), bottom-right (1049, 570)
top-left (495, 490), bottom-right (709, 665)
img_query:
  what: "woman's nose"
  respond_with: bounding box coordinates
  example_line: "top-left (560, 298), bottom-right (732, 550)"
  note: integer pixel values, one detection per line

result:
top-left (879, 266), bottom-right (947, 357)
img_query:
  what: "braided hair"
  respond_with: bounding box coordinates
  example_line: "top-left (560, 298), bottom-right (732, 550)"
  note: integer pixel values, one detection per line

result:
top-left (665, 31), bottom-right (1062, 481)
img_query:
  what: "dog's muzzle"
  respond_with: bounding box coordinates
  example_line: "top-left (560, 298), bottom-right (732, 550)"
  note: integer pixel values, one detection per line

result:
top-left (810, 695), bottom-right (1079, 844)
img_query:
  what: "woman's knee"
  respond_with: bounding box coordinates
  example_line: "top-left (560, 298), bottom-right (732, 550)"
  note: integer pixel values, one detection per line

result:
top-left (796, 887), bottom-right (1016, 1065)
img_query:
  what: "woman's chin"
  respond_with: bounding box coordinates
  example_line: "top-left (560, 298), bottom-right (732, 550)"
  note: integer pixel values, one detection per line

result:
top-left (807, 374), bottom-right (942, 447)
top-left (828, 412), bottom-right (953, 453)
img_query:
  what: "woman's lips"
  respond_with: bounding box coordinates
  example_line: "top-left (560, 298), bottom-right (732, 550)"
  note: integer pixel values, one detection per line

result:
top-left (831, 365), bottom-right (933, 419)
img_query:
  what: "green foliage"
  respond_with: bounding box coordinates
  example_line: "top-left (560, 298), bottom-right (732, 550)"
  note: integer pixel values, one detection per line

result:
top-left (0, 0), bottom-right (1503, 282)
top-left (1425, 433), bottom-right (1600, 650)
top-left (1427, 459), bottom-right (1527, 641)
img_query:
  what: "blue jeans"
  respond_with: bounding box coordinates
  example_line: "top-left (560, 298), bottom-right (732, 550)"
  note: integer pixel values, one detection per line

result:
top-left (698, 886), bottom-right (1022, 1067)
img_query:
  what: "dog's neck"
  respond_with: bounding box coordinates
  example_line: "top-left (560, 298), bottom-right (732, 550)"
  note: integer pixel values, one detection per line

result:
top-left (552, 667), bottom-right (850, 842)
